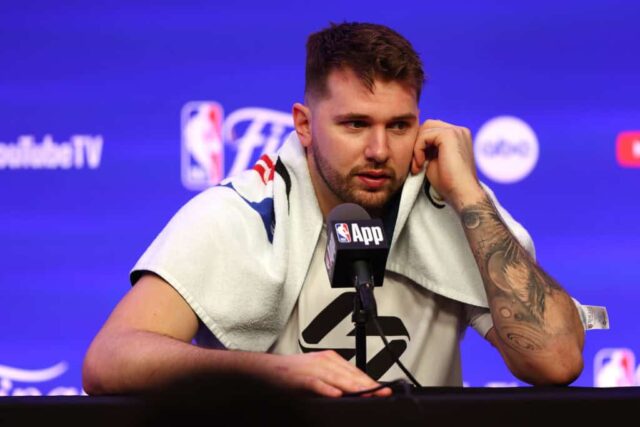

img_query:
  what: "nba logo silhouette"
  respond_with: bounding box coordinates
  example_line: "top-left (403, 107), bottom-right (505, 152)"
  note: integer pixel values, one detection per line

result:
top-left (335, 223), bottom-right (351, 243)
top-left (181, 101), bottom-right (225, 190)
top-left (594, 348), bottom-right (636, 387)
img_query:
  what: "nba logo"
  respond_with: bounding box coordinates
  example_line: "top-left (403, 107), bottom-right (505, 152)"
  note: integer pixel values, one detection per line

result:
top-left (335, 223), bottom-right (351, 243)
top-left (181, 101), bottom-right (225, 190)
top-left (594, 348), bottom-right (636, 387)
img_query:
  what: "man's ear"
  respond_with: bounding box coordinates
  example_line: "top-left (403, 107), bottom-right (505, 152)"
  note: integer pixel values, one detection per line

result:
top-left (292, 102), bottom-right (312, 148)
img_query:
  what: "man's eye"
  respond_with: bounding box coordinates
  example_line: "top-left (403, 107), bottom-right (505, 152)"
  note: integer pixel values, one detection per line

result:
top-left (345, 120), bottom-right (368, 129)
top-left (389, 121), bottom-right (409, 130)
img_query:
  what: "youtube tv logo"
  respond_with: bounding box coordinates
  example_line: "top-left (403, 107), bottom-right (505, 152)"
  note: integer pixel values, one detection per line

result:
top-left (617, 131), bottom-right (640, 168)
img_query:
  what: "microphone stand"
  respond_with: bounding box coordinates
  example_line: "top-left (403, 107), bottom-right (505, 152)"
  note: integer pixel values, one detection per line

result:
top-left (352, 260), bottom-right (378, 373)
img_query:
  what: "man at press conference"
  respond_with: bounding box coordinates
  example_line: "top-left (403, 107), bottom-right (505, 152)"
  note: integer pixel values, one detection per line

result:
top-left (82, 22), bottom-right (585, 397)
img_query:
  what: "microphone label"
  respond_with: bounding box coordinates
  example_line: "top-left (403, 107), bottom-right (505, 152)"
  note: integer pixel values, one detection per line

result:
top-left (335, 223), bottom-right (385, 246)
top-left (351, 224), bottom-right (384, 246)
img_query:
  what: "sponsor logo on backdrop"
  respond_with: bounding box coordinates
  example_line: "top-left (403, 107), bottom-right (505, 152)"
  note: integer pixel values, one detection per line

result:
top-left (594, 348), bottom-right (640, 387)
top-left (181, 101), bottom-right (294, 190)
top-left (474, 116), bottom-right (539, 183)
top-left (181, 102), bottom-right (225, 190)
top-left (0, 362), bottom-right (84, 396)
top-left (616, 131), bottom-right (640, 168)
top-left (0, 135), bottom-right (103, 170)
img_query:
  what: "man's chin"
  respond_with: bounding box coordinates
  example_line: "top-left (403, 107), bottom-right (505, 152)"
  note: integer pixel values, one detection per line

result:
top-left (348, 190), bottom-right (394, 213)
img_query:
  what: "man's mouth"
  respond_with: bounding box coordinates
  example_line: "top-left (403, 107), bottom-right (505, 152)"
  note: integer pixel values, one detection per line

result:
top-left (356, 170), bottom-right (392, 189)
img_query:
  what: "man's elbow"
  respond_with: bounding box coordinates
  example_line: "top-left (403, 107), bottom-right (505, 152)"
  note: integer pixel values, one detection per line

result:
top-left (82, 355), bottom-right (104, 395)
top-left (82, 335), bottom-right (126, 395)
top-left (82, 341), bottom-right (109, 395)
top-left (513, 348), bottom-right (584, 386)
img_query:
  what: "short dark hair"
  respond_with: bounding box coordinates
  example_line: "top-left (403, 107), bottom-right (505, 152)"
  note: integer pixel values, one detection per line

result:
top-left (305, 22), bottom-right (425, 102)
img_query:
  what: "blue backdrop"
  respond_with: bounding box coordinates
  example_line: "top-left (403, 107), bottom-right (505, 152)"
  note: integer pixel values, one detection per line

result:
top-left (1, 0), bottom-right (639, 395)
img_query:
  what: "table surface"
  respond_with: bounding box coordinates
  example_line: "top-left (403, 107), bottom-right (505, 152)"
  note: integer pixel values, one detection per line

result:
top-left (2, 386), bottom-right (639, 426)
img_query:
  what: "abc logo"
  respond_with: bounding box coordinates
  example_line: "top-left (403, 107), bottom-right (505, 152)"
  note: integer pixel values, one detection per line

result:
top-left (474, 116), bottom-right (539, 184)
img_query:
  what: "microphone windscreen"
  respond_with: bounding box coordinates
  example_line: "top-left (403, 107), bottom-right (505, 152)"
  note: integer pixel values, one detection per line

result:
top-left (327, 203), bottom-right (370, 222)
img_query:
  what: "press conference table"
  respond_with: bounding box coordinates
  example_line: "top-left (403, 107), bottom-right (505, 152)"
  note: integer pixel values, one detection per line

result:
top-left (2, 386), bottom-right (638, 426)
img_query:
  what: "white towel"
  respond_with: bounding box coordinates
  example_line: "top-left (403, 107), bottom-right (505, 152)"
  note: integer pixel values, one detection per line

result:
top-left (131, 131), bottom-right (534, 351)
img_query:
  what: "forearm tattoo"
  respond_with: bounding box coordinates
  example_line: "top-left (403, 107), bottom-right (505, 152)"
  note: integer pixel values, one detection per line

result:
top-left (461, 196), bottom-right (564, 354)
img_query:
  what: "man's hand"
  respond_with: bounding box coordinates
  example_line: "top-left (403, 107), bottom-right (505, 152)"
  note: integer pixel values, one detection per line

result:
top-left (257, 350), bottom-right (391, 398)
top-left (411, 119), bottom-right (484, 211)
top-left (410, 119), bottom-right (584, 384)
top-left (83, 273), bottom-right (390, 398)
top-left (409, 120), bottom-right (585, 384)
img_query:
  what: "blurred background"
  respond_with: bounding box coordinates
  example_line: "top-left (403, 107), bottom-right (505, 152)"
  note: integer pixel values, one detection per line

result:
top-left (1, 0), bottom-right (638, 395)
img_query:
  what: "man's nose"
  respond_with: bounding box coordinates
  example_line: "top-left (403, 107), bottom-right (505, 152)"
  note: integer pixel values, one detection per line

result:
top-left (364, 127), bottom-right (390, 163)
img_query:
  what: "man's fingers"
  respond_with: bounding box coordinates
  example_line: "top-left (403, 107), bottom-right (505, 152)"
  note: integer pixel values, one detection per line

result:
top-left (313, 351), bottom-right (382, 394)
top-left (322, 350), bottom-right (371, 380)
top-left (414, 124), bottom-right (471, 168)
top-left (413, 127), bottom-right (445, 172)
top-left (326, 351), bottom-right (372, 379)
top-left (305, 366), bottom-right (376, 395)
top-left (302, 376), bottom-right (343, 398)
top-left (321, 361), bottom-right (379, 392)
top-left (422, 118), bottom-right (455, 129)
top-left (413, 143), bottom-right (426, 170)
top-left (412, 157), bottom-right (421, 174)
top-left (277, 351), bottom-right (391, 397)
top-left (376, 386), bottom-right (393, 397)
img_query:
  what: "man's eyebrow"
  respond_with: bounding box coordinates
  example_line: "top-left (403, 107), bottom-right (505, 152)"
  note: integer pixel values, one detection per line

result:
top-left (333, 113), bottom-right (371, 121)
top-left (332, 113), bottom-right (418, 122)
top-left (389, 113), bottom-right (418, 122)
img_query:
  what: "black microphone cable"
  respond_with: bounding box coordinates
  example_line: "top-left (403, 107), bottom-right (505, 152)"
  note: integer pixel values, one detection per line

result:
top-left (371, 315), bottom-right (422, 388)
top-left (354, 273), bottom-right (422, 389)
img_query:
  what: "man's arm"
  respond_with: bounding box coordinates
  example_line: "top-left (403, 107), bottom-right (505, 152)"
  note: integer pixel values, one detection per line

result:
top-left (83, 273), bottom-right (389, 397)
top-left (412, 119), bottom-right (584, 385)
top-left (458, 189), bottom-right (584, 384)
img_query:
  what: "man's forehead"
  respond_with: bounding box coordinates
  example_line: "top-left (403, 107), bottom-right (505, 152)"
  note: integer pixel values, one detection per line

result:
top-left (312, 68), bottom-right (419, 116)
top-left (326, 67), bottom-right (416, 97)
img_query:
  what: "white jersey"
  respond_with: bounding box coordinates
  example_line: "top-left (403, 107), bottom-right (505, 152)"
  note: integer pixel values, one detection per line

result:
top-left (271, 229), bottom-right (494, 386)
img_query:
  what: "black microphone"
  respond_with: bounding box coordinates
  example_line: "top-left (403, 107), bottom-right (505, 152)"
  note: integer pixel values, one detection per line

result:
top-left (323, 203), bottom-right (422, 385)
top-left (324, 203), bottom-right (390, 290)
top-left (324, 203), bottom-right (390, 372)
